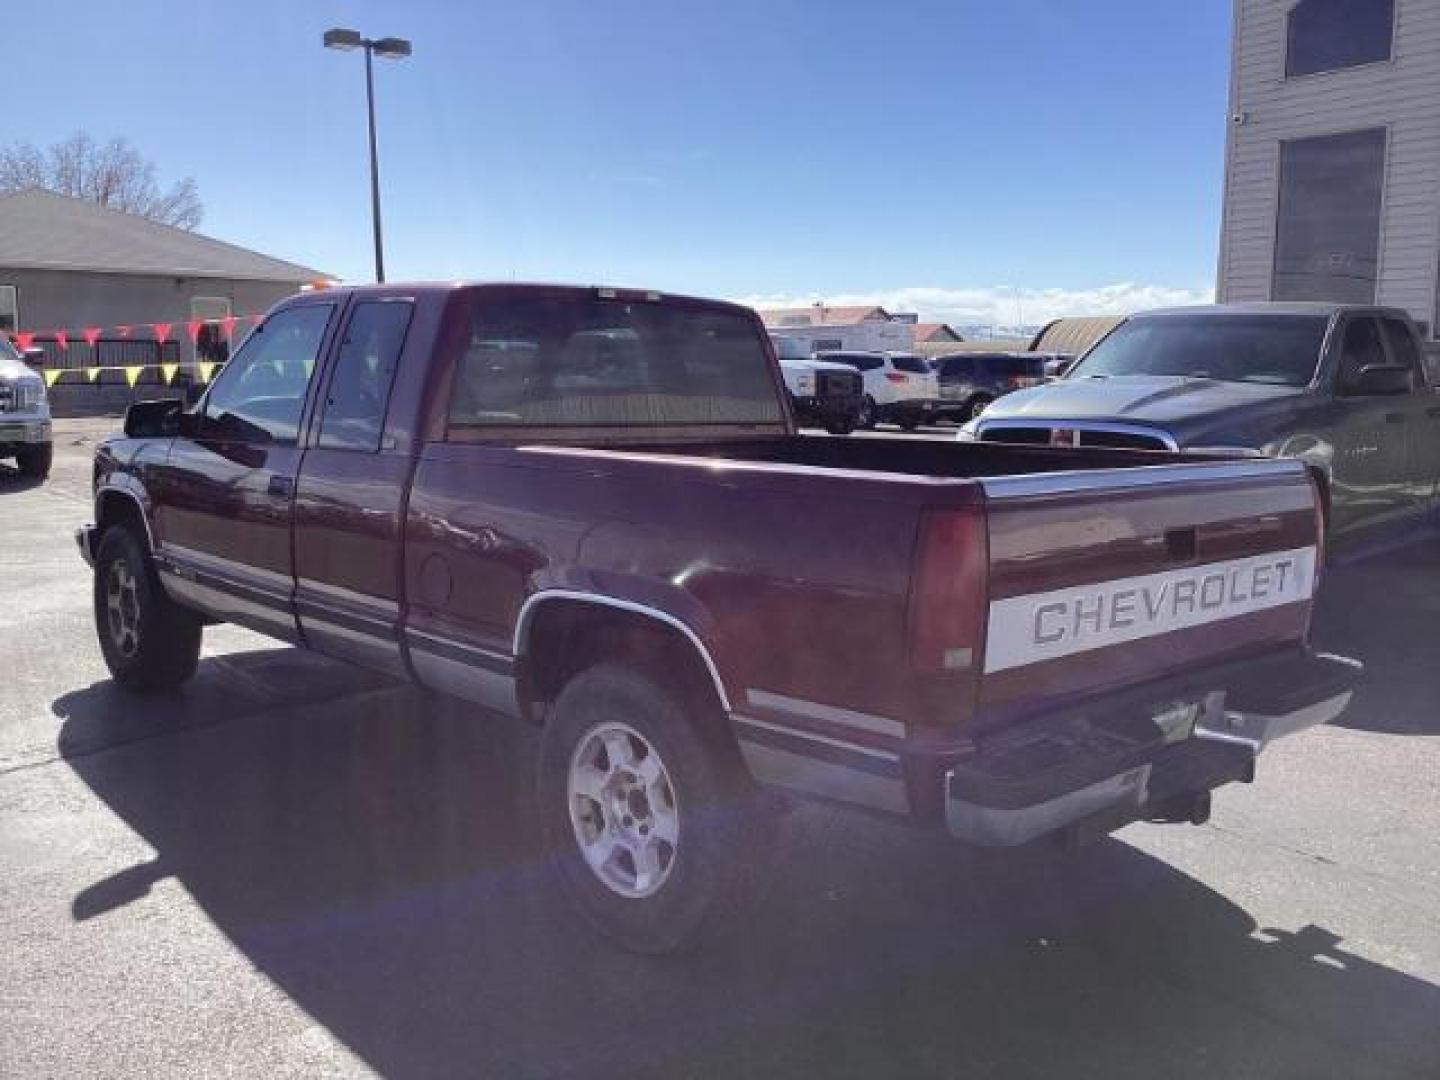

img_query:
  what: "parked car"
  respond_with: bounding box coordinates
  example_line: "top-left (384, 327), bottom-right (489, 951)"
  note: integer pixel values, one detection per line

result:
top-left (819, 350), bottom-right (939, 429)
top-left (932, 352), bottom-right (1047, 422)
top-left (0, 337), bottom-right (52, 479)
top-left (960, 303), bottom-right (1440, 536)
top-left (77, 283), bottom-right (1358, 953)
top-left (769, 335), bottom-right (864, 434)
top-left (1037, 352), bottom-right (1077, 380)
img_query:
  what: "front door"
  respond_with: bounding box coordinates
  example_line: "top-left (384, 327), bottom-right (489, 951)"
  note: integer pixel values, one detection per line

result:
top-left (292, 297), bottom-right (415, 674)
top-left (1328, 315), bottom-right (1411, 531)
top-left (153, 302), bottom-right (337, 641)
top-left (1378, 316), bottom-right (1440, 507)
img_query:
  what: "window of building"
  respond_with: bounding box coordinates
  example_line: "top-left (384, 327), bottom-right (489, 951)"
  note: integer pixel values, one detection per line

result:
top-left (1286, 0), bottom-right (1394, 78)
top-left (317, 300), bottom-right (413, 451)
top-left (1272, 128), bottom-right (1386, 304)
top-left (191, 296), bottom-right (233, 364)
top-left (0, 286), bottom-right (17, 333)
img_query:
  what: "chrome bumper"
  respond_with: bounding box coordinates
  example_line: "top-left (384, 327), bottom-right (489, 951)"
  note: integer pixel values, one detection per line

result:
top-left (945, 658), bottom-right (1359, 847)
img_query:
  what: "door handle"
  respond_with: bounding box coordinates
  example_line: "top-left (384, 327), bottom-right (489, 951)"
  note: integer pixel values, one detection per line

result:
top-left (267, 474), bottom-right (294, 499)
top-left (1383, 412), bottom-right (1406, 425)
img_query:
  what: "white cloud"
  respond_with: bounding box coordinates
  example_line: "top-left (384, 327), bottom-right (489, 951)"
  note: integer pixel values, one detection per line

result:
top-left (732, 282), bottom-right (1215, 330)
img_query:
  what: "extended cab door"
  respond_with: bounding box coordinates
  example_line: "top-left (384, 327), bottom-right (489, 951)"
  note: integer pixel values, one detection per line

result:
top-left (1326, 315), bottom-right (1412, 530)
top-left (1378, 316), bottom-right (1440, 506)
top-left (291, 297), bottom-right (416, 676)
top-left (153, 302), bottom-right (336, 640)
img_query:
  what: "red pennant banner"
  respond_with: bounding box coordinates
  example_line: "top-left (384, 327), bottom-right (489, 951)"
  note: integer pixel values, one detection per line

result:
top-left (14, 331), bottom-right (35, 351)
top-left (220, 315), bottom-right (238, 338)
top-left (186, 319), bottom-right (203, 343)
top-left (153, 322), bottom-right (172, 343)
top-left (55, 330), bottom-right (69, 352)
top-left (82, 327), bottom-right (102, 347)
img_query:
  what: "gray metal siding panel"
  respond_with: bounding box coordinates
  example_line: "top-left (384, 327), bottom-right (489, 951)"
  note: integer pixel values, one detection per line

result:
top-left (1220, 0), bottom-right (1440, 326)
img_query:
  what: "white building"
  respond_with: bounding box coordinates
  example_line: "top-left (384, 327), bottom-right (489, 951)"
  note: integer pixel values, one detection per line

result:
top-left (757, 304), bottom-right (916, 353)
top-left (1217, 0), bottom-right (1440, 336)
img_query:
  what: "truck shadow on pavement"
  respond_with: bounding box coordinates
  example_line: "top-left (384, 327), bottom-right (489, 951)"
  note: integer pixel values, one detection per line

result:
top-left (1315, 521), bottom-right (1440, 735)
top-left (55, 656), bottom-right (1439, 1080)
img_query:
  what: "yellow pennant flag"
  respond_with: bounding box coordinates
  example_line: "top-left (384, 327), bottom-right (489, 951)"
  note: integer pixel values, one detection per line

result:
top-left (43, 369), bottom-right (63, 388)
top-left (124, 366), bottom-right (143, 388)
top-left (85, 366), bottom-right (101, 383)
top-left (160, 363), bottom-right (179, 385)
top-left (197, 362), bottom-right (216, 385)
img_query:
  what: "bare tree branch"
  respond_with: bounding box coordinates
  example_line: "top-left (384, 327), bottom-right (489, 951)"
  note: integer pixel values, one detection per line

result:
top-left (0, 133), bottom-right (203, 229)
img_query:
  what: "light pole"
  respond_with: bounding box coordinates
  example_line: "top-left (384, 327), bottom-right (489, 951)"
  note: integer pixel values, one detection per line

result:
top-left (323, 28), bottom-right (412, 283)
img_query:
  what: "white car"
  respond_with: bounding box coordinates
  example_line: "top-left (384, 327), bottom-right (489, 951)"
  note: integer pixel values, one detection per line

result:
top-left (817, 351), bottom-right (939, 430)
top-left (0, 338), bottom-right (52, 479)
top-left (770, 336), bottom-right (865, 434)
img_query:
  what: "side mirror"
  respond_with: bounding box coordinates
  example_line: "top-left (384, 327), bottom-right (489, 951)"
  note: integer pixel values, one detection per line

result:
top-left (123, 398), bottom-right (184, 438)
top-left (1343, 363), bottom-right (1412, 397)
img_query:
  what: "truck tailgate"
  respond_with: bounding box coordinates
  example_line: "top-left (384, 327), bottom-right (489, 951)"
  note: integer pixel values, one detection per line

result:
top-left (976, 460), bottom-right (1320, 721)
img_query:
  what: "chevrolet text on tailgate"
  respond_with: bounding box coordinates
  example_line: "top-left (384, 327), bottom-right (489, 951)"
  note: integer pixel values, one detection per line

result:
top-left (76, 283), bottom-right (1361, 953)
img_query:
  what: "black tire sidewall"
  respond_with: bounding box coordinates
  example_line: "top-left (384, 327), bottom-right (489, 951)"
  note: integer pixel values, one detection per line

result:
top-left (93, 527), bottom-right (199, 691)
top-left (16, 443), bottom-right (52, 479)
top-left (537, 664), bottom-right (750, 955)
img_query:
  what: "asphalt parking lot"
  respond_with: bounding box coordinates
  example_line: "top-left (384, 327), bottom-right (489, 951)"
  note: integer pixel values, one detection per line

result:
top-left (2, 419), bottom-right (1438, 1079)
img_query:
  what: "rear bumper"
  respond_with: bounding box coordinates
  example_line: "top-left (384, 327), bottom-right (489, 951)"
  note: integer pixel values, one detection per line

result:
top-left (791, 395), bottom-right (861, 425)
top-left (942, 650), bottom-right (1361, 846)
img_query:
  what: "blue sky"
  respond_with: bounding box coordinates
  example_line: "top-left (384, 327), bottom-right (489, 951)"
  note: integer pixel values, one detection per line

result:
top-left (11, 0), bottom-right (1230, 325)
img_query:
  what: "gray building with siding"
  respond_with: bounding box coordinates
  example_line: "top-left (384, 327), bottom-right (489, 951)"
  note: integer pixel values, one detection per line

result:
top-left (0, 189), bottom-right (328, 411)
top-left (1217, 0), bottom-right (1440, 336)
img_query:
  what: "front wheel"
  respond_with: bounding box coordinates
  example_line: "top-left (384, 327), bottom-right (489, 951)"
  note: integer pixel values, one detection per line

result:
top-left (15, 443), bottom-right (52, 480)
top-left (538, 664), bottom-right (771, 954)
top-left (897, 413), bottom-right (921, 431)
top-left (93, 527), bottom-right (202, 692)
top-left (824, 418), bottom-right (855, 435)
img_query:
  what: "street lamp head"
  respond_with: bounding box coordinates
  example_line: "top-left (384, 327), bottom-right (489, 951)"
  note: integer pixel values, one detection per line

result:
top-left (372, 36), bottom-right (413, 60)
top-left (323, 27), bottom-right (363, 51)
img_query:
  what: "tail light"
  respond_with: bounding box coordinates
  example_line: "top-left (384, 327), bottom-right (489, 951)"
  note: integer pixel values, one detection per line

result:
top-left (885, 372), bottom-right (908, 384)
top-left (1006, 375), bottom-right (1038, 389)
top-left (907, 509), bottom-right (988, 673)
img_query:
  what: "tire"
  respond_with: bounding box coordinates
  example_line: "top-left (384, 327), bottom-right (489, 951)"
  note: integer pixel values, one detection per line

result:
top-left (537, 664), bottom-right (772, 954)
top-left (856, 395), bottom-right (878, 429)
top-left (15, 443), bottom-right (52, 480)
top-left (965, 395), bottom-right (993, 422)
top-left (93, 527), bottom-right (203, 693)
top-left (824, 418), bottom-right (855, 435)
top-left (897, 413), bottom-right (921, 432)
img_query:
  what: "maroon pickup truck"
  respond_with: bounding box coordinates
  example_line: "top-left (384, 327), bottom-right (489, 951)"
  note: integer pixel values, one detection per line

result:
top-left (78, 283), bottom-right (1359, 953)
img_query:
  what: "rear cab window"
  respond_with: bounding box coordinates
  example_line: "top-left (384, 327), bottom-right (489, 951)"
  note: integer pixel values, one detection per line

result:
top-left (444, 290), bottom-right (784, 436)
top-left (889, 355), bottom-right (929, 374)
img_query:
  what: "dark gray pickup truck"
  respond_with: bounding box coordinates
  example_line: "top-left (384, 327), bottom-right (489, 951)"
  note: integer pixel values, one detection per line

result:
top-left (960, 303), bottom-right (1440, 534)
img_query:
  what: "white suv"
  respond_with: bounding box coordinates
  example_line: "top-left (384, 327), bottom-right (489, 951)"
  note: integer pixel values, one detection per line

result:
top-left (0, 338), bottom-right (52, 479)
top-left (817, 351), bottom-right (939, 430)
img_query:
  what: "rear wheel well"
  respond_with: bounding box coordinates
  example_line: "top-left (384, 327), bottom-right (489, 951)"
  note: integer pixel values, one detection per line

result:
top-left (517, 601), bottom-right (736, 756)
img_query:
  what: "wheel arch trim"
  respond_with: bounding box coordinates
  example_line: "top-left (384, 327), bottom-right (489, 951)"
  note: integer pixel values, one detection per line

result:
top-left (513, 590), bottom-right (732, 713)
top-left (94, 482), bottom-right (156, 554)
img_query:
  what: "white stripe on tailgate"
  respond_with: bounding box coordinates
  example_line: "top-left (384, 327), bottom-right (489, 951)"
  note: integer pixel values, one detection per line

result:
top-left (984, 545), bottom-right (1317, 673)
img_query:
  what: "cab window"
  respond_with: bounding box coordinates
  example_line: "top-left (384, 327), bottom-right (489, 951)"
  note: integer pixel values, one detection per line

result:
top-left (1336, 317), bottom-right (1390, 392)
top-left (316, 301), bottom-right (413, 451)
top-left (201, 305), bottom-right (334, 444)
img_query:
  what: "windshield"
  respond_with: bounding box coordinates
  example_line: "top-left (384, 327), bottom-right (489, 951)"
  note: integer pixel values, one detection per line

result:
top-left (1071, 314), bottom-right (1329, 386)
